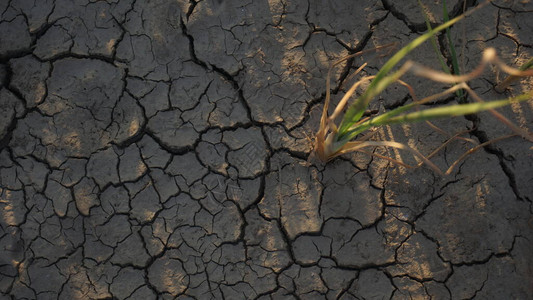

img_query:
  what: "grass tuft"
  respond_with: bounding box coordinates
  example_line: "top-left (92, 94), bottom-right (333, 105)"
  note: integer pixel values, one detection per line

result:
top-left (313, 4), bottom-right (533, 174)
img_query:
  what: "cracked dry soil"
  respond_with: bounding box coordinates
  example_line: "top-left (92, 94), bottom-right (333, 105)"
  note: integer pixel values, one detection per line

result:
top-left (1, 0), bottom-right (532, 299)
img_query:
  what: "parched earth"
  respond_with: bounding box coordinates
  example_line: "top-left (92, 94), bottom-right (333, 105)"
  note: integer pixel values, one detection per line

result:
top-left (1, 0), bottom-right (532, 299)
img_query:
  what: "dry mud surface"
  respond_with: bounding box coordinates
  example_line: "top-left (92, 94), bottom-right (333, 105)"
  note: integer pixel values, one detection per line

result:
top-left (1, 0), bottom-right (533, 299)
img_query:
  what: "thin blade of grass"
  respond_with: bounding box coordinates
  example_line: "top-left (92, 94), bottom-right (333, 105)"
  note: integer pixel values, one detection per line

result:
top-left (495, 56), bottom-right (533, 92)
top-left (407, 48), bottom-right (533, 84)
top-left (424, 121), bottom-right (477, 145)
top-left (329, 75), bottom-right (374, 123)
top-left (357, 149), bottom-right (417, 169)
top-left (336, 140), bottom-right (443, 174)
top-left (378, 92), bottom-right (533, 125)
top-left (444, 134), bottom-right (516, 175)
top-left (417, 0), bottom-right (450, 74)
top-left (443, 0), bottom-right (465, 101)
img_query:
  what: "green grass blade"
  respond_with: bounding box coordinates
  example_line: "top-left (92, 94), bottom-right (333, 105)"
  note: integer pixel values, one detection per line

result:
top-left (337, 13), bottom-right (466, 138)
top-left (337, 92), bottom-right (532, 142)
top-left (342, 101), bottom-right (421, 139)
top-left (371, 93), bottom-right (532, 125)
top-left (417, 0), bottom-right (450, 73)
top-left (443, 0), bottom-right (465, 101)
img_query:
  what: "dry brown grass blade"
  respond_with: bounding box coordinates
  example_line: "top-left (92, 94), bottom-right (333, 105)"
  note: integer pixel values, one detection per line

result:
top-left (335, 140), bottom-right (443, 175)
top-left (357, 149), bottom-right (418, 170)
top-left (443, 134), bottom-right (517, 175)
top-left (330, 76), bottom-right (375, 123)
top-left (329, 43), bottom-right (397, 69)
top-left (495, 75), bottom-right (521, 93)
top-left (340, 62), bottom-right (368, 91)
top-left (495, 57), bottom-right (533, 92)
top-left (338, 129), bottom-right (514, 176)
top-left (424, 122), bottom-right (478, 145)
top-left (422, 128), bottom-right (477, 163)
top-left (410, 48), bottom-right (533, 84)
top-left (327, 129), bottom-right (515, 176)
